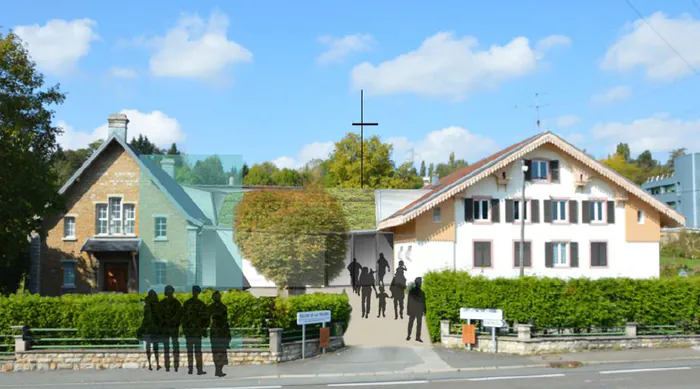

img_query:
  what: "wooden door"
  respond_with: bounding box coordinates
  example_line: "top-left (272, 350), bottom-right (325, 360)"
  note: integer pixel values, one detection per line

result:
top-left (104, 262), bottom-right (128, 293)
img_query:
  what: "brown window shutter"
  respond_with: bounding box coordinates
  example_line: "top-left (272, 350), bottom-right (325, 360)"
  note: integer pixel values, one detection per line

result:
top-left (591, 242), bottom-right (599, 266)
top-left (531, 200), bottom-right (540, 223)
top-left (600, 242), bottom-right (608, 266)
top-left (514, 241), bottom-right (532, 267)
top-left (569, 200), bottom-right (578, 224)
top-left (524, 160), bottom-right (532, 181)
top-left (491, 199), bottom-right (500, 223)
top-left (570, 242), bottom-right (579, 267)
top-left (607, 201), bottom-right (615, 223)
top-left (582, 201), bottom-right (590, 223)
top-left (545, 242), bottom-right (554, 268)
top-left (484, 242), bottom-right (492, 267)
top-left (474, 242), bottom-right (481, 267)
top-left (543, 200), bottom-right (552, 223)
top-left (465, 198), bottom-right (473, 222)
top-left (550, 160), bottom-right (560, 182)
top-left (505, 199), bottom-right (514, 222)
top-left (525, 242), bottom-right (531, 267)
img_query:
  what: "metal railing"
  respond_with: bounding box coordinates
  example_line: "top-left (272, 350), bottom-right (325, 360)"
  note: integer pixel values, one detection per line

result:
top-left (0, 334), bottom-right (15, 359)
top-left (638, 325), bottom-right (686, 336)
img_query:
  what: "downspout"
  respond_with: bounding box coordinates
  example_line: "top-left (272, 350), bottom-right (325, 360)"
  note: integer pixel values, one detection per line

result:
top-left (693, 153), bottom-right (697, 228)
top-left (454, 198), bottom-right (458, 271)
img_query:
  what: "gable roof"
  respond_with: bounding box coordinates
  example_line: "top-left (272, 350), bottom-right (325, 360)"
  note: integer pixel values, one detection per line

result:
top-left (378, 131), bottom-right (685, 230)
top-left (58, 134), bottom-right (211, 226)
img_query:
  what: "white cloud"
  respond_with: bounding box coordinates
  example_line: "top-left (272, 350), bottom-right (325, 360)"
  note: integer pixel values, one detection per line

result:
top-left (591, 113), bottom-right (700, 153)
top-left (555, 115), bottom-right (581, 129)
top-left (535, 34), bottom-right (572, 52)
top-left (317, 33), bottom-right (373, 64)
top-left (110, 67), bottom-right (138, 79)
top-left (13, 19), bottom-right (99, 75)
top-left (591, 85), bottom-right (632, 105)
top-left (602, 12), bottom-right (700, 81)
top-left (57, 109), bottom-right (185, 150)
top-left (351, 32), bottom-right (569, 100)
top-left (145, 11), bottom-right (252, 81)
top-left (388, 126), bottom-right (498, 166)
top-left (272, 141), bottom-right (335, 169)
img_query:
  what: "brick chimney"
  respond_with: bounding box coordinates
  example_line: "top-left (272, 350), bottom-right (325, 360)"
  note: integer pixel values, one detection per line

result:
top-left (107, 113), bottom-right (129, 142)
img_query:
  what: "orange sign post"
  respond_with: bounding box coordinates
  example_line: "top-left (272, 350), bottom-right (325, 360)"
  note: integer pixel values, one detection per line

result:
top-left (319, 327), bottom-right (330, 349)
top-left (462, 324), bottom-right (476, 345)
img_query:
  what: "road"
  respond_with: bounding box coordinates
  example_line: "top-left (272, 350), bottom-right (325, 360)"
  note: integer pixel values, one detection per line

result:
top-left (3, 360), bottom-right (700, 389)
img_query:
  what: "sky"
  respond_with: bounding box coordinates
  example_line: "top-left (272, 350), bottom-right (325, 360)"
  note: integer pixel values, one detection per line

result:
top-left (5, 0), bottom-right (700, 170)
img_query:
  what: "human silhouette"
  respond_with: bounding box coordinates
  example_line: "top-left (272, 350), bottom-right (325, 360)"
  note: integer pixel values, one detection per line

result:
top-left (376, 286), bottom-right (389, 318)
top-left (359, 267), bottom-right (378, 318)
top-left (347, 258), bottom-right (362, 295)
top-left (208, 291), bottom-right (231, 378)
top-left (376, 253), bottom-right (390, 287)
top-left (406, 277), bottom-right (426, 343)
top-left (396, 260), bottom-right (407, 282)
top-left (389, 275), bottom-right (405, 320)
top-left (138, 289), bottom-right (161, 371)
top-left (159, 285), bottom-right (182, 372)
top-left (182, 285), bottom-right (209, 375)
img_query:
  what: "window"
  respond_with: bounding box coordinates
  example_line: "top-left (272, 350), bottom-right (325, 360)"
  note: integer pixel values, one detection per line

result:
top-left (552, 200), bottom-right (567, 222)
top-left (474, 241), bottom-right (492, 267)
top-left (154, 217), bottom-right (167, 239)
top-left (637, 210), bottom-right (645, 224)
top-left (589, 201), bottom-right (604, 222)
top-left (591, 242), bottom-right (608, 267)
top-left (473, 199), bottom-right (490, 221)
top-left (153, 262), bottom-right (166, 285)
top-left (514, 241), bottom-right (531, 267)
top-left (532, 160), bottom-right (548, 180)
top-left (109, 197), bottom-right (122, 235)
top-left (553, 242), bottom-right (568, 266)
top-left (62, 261), bottom-right (76, 288)
top-left (124, 204), bottom-right (136, 234)
top-left (433, 207), bottom-right (441, 222)
top-left (514, 200), bottom-right (528, 221)
top-left (63, 217), bottom-right (75, 239)
top-left (96, 204), bottom-right (108, 235)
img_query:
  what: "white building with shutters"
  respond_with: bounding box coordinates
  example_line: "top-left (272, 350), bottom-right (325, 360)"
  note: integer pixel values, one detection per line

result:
top-left (378, 132), bottom-right (685, 282)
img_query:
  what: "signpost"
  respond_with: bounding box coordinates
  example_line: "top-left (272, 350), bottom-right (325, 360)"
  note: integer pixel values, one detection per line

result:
top-left (296, 310), bottom-right (331, 360)
top-left (460, 308), bottom-right (504, 353)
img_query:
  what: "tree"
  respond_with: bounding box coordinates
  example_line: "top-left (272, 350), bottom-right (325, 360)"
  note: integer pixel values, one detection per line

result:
top-left (234, 186), bottom-right (348, 289)
top-left (419, 160), bottom-right (426, 177)
top-left (300, 158), bottom-right (327, 185)
top-left (167, 143), bottom-right (180, 155)
top-left (428, 163), bottom-right (435, 178)
top-left (130, 134), bottom-right (162, 155)
top-left (241, 163), bottom-right (249, 181)
top-left (635, 150), bottom-right (657, 171)
top-left (435, 153), bottom-right (469, 178)
top-left (388, 162), bottom-right (424, 189)
top-left (616, 143), bottom-right (631, 162)
top-left (191, 156), bottom-right (227, 185)
top-left (244, 162), bottom-right (278, 186)
top-left (0, 31), bottom-right (65, 293)
top-left (449, 152), bottom-right (455, 167)
top-left (52, 139), bottom-right (103, 184)
top-left (667, 148), bottom-right (687, 173)
top-left (601, 153), bottom-right (645, 185)
top-left (271, 168), bottom-right (303, 187)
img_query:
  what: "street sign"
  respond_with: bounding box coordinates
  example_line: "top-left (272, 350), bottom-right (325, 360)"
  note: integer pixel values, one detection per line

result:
top-left (460, 308), bottom-right (503, 321)
top-left (482, 319), bottom-right (506, 328)
top-left (297, 310), bottom-right (331, 325)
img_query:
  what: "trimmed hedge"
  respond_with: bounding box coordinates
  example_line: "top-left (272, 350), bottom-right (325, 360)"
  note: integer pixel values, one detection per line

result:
top-left (0, 290), bottom-right (351, 340)
top-left (424, 270), bottom-right (700, 343)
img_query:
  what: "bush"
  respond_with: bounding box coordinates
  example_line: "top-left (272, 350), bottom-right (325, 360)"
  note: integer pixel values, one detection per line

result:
top-left (0, 290), bottom-right (350, 341)
top-left (423, 270), bottom-right (700, 343)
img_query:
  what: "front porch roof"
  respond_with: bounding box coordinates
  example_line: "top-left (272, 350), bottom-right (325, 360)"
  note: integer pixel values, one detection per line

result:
top-left (81, 238), bottom-right (142, 253)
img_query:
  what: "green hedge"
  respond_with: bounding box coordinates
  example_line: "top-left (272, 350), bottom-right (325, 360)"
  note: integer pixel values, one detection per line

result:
top-left (0, 290), bottom-right (351, 340)
top-left (423, 271), bottom-right (700, 343)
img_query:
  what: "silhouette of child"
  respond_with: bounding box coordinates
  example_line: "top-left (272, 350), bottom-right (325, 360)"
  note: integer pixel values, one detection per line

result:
top-left (396, 260), bottom-right (407, 279)
top-left (376, 286), bottom-right (390, 318)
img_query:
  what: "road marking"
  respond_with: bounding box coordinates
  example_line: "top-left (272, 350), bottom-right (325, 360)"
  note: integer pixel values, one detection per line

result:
top-left (455, 373), bottom-right (566, 382)
top-left (328, 380), bottom-right (429, 387)
top-left (196, 387), bottom-right (282, 389)
top-left (600, 367), bottom-right (692, 375)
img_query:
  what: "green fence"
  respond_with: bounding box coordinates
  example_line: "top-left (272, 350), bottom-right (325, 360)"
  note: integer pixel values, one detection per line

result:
top-left (0, 333), bottom-right (14, 359)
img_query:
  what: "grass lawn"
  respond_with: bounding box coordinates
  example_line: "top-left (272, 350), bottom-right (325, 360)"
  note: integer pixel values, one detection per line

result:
top-left (661, 255), bottom-right (700, 277)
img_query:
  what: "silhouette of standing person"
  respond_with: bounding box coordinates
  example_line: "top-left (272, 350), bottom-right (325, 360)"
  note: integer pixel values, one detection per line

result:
top-left (389, 275), bottom-right (405, 320)
top-left (359, 267), bottom-right (378, 318)
top-left (182, 285), bottom-right (209, 375)
top-left (159, 285), bottom-right (182, 372)
top-left (376, 286), bottom-right (389, 318)
top-left (208, 291), bottom-right (231, 378)
top-left (376, 253), bottom-right (390, 287)
top-left (347, 258), bottom-right (362, 296)
top-left (138, 289), bottom-right (161, 371)
top-left (406, 277), bottom-right (426, 342)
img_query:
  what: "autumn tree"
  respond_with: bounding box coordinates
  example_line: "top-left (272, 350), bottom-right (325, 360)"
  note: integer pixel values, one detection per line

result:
top-left (244, 162), bottom-right (278, 186)
top-left (601, 153), bottom-right (645, 185)
top-left (0, 31), bottom-right (65, 293)
top-left (234, 186), bottom-right (348, 289)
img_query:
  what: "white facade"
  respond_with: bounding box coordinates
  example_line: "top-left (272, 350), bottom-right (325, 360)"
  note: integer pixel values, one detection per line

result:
top-left (392, 147), bottom-right (661, 280)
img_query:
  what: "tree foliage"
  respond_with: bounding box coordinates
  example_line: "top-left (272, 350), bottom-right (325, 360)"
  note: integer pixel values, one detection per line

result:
top-left (243, 162), bottom-right (278, 186)
top-left (0, 31), bottom-right (65, 294)
top-left (52, 140), bottom-right (103, 184)
top-left (435, 151), bottom-right (469, 178)
top-left (129, 134), bottom-right (162, 155)
top-left (234, 186), bottom-right (348, 289)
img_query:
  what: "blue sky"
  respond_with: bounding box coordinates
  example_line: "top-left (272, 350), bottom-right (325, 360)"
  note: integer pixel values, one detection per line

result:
top-left (6, 0), bottom-right (700, 169)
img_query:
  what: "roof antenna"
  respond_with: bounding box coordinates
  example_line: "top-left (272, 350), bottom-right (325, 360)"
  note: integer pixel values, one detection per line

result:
top-left (514, 92), bottom-right (549, 131)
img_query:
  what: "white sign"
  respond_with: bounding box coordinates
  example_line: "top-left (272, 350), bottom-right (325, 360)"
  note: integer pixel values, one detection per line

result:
top-left (482, 319), bottom-right (506, 328)
top-left (460, 308), bottom-right (503, 321)
top-left (296, 310), bottom-right (331, 325)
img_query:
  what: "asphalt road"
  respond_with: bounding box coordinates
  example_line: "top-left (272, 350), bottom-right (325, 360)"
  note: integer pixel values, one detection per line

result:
top-left (3, 360), bottom-right (700, 389)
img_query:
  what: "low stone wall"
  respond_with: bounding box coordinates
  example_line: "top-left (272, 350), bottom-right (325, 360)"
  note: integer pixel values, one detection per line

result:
top-left (440, 320), bottom-right (700, 355)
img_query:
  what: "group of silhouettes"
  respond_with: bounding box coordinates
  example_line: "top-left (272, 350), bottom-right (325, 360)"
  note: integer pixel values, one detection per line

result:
top-left (347, 254), bottom-right (426, 342)
top-left (137, 285), bottom-right (230, 377)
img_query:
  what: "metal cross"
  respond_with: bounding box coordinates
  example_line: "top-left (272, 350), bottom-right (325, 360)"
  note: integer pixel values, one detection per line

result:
top-left (351, 89), bottom-right (378, 189)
